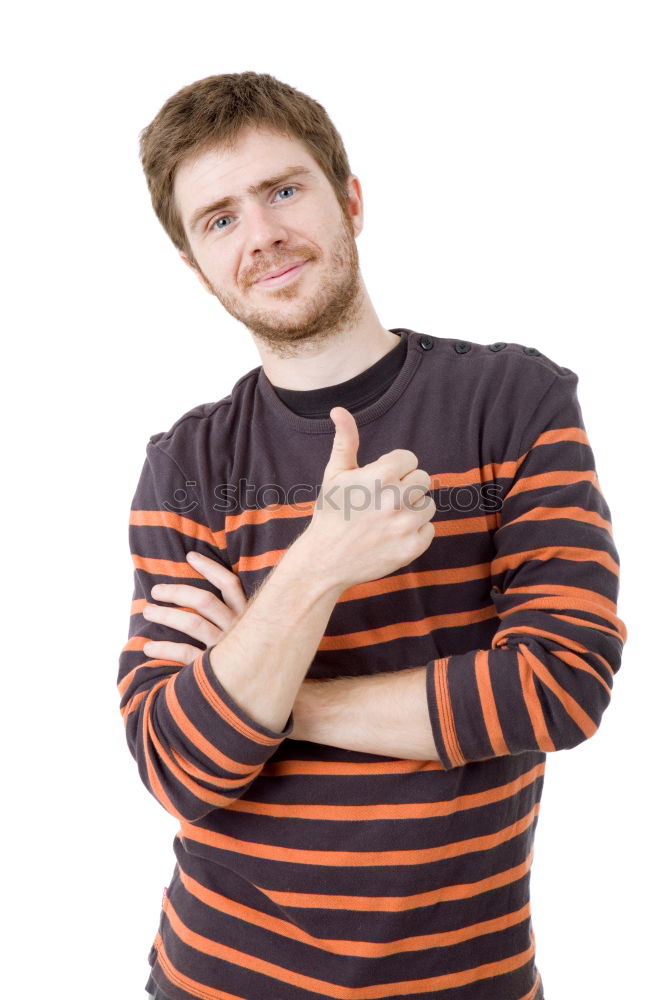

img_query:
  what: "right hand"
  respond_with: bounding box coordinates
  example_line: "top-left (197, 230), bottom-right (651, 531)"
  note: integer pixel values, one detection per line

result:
top-left (303, 406), bottom-right (436, 590)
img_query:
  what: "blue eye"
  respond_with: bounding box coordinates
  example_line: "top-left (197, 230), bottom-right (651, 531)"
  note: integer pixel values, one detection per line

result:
top-left (210, 186), bottom-right (297, 232)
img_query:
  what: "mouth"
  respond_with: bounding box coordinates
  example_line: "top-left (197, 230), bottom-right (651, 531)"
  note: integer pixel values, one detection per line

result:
top-left (254, 261), bottom-right (308, 288)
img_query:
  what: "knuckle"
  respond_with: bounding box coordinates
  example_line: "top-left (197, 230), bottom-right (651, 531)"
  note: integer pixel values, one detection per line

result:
top-left (184, 611), bottom-right (203, 635)
top-left (200, 590), bottom-right (219, 612)
top-left (220, 573), bottom-right (239, 593)
top-left (218, 564), bottom-right (241, 586)
top-left (401, 449), bottom-right (419, 467)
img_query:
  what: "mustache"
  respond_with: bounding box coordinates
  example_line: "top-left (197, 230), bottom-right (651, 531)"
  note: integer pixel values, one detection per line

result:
top-left (244, 249), bottom-right (317, 287)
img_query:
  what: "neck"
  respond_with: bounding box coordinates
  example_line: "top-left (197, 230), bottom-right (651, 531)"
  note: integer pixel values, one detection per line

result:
top-left (253, 285), bottom-right (399, 391)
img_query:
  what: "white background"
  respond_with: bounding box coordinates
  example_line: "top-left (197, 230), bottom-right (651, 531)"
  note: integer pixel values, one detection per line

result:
top-left (2, 1), bottom-right (663, 998)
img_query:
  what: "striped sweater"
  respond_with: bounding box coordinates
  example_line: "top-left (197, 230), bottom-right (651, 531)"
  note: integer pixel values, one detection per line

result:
top-left (117, 327), bottom-right (626, 1000)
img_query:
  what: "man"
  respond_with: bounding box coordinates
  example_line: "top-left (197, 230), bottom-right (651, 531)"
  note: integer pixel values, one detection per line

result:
top-left (118, 71), bottom-right (626, 1000)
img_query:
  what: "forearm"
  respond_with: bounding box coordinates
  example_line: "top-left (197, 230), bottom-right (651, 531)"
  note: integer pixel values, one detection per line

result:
top-left (293, 667), bottom-right (438, 760)
top-left (209, 530), bottom-right (343, 733)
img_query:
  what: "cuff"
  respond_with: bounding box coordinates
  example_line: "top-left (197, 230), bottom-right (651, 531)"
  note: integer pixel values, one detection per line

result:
top-left (199, 647), bottom-right (295, 743)
top-left (168, 647), bottom-right (294, 779)
top-left (425, 656), bottom-right (465, 769)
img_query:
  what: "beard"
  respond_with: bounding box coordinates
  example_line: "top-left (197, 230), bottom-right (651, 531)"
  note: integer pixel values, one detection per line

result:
top-left (193, 208), bottom-right (365, 359)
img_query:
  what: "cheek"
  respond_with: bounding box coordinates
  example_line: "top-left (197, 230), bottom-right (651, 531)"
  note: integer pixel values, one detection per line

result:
top-left (198, 248), bottom-right (237, 289)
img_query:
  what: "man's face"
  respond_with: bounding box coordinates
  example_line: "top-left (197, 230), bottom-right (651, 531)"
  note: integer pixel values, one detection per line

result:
top-left (174, 127), bottom-right (364, 356)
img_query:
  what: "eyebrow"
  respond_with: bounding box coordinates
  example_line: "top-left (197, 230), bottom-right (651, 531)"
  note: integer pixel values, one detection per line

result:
top-left (188, 165), bottom-right (317, 233)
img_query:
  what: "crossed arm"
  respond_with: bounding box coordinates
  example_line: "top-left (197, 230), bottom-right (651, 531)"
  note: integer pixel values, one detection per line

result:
top-left (142, 551), bottom-right (438, 760)
top-left (125, 373), bottom-right (625, 803)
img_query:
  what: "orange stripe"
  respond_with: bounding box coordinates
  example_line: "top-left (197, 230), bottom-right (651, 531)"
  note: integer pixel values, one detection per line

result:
top-left (121, 687), bottom-right (149, 720)
top-left (475, 650), bottom-right (510, 757)
top-left (516, 647), bottom-right (556, 752)
top-left (193, 655), bottom-right (285, 748)
top-left (492, 626), bottom-right (617, 679)
top-left (504, 583), bottom-right (616, 611)
top-left (142, 680), bottom-right (181, 818)
top-left (514, 427), bottom-right (591, 475)
top-left (345, 563), bottom-right (493, 600)
top-left (518, 642), bottom-right (598, 739)
top-left (117, 656), bottom-right (181, 699)
top-left (163, 668), bottom-right (265, 778)
top-left (122, 635), bottom-right (158, 653)
top-left (156, 906), bottom-right (537, 998)
top-left (260, 757), bottom-right (445, 777)
top-left (531, 426), bottom-right (589, 449)
top-left (130, 508), bottom-right (218, 545)
top-left (153, 938), bottom-right (251, 1000)
top-left (262, 848), bottom-right (535, 912)
top-left (493, 544), bottom-right (619, 576)
top-left (503, 582), bottom-right (618, 613)
top-left (168, 746), bottom-right (256, 791)
top-left (175, 866), bottom-right (533, 958)
top-left (225, 501), bottom-right (316, 531)
top-left (132, 555), bottom-right (205, 579)
top-left (223, 476), bottom-right (508, 534)
top-left (225, 762), bottom-right (544, 822)
top-left (308, 562), bottom-right (495, 601)
top-left (507, 468), bottom-right (599, 498)
top-left (436, 513), bottom-right (501, 535)
top-left (432, 656), bottom-right (466, 767)
top-left (504, 504), bottom-right (612, 534)
top-left (430, 459), bottom-right (519, 488)
top-left (550, 612), bottom-right (625, 638)
top-left (122, 626), bottom-right (209, 653)
top-left (145, 680), bottom-right (240, 813)
top-left (225, 502), bottom-right (497, 534)
top-left (318, 604), bottom-right (498, 653)
top-left (502, 597), bottom-right (625, 637)
top-left (550, 648), bottom-right (613, 694)
top-left (178, 802), bottom-right (539, 867)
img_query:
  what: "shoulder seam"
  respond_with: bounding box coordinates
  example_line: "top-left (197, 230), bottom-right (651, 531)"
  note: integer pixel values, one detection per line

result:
top-left (148, 439), bottom-right (190, 482)
top-left (517, 371), bottom-right (574, 457)
top-left (149, 367), bottom-right (260, 444)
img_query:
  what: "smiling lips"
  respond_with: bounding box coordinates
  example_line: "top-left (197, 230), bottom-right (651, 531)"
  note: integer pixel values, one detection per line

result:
top-left (254, 261), bottom-right (307, 286)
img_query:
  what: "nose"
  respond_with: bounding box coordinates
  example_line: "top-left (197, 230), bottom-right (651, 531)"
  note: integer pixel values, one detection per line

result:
top-left (244, 199), bottom-right (290, 257)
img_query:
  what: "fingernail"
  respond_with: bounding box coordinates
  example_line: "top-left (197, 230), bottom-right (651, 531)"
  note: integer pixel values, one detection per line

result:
top-left (187, 551), bottom-right (202, 562)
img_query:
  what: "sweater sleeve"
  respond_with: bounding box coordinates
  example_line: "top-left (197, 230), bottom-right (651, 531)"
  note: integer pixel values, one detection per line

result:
top-left (116, 440), bottom-right (293, 822)
top-left (425, 368), bottom-right (627, 769)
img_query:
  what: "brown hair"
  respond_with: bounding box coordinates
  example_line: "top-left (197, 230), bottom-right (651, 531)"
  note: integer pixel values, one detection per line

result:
top-left (139, 71), bottom-right (353, 262)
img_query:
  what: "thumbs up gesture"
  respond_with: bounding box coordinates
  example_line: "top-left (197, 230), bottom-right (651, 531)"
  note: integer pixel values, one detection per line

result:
top-left (304, 407), bottom-right (436, 590)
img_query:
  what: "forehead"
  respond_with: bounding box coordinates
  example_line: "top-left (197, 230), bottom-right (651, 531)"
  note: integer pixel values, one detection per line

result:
top-left (173, 128), bottom-right (323, 223)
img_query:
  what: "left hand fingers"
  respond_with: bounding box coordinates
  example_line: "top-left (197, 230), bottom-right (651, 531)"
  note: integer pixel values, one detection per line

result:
top-left (149, 581), bottom-right (236, 633)
top-left (185, 551), bottom-right (248, 617)
top-left (142, 603), bottom-right (222, 648)
top-left (143, 638), bottom-right (205, 666)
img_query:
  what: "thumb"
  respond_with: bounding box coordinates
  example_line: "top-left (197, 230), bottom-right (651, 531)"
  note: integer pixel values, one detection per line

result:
top-left (323, 406), bottom-right (360, 478)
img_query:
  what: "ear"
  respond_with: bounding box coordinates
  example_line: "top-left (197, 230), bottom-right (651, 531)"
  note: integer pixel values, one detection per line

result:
top-left (344, 175), bottom-right (364, 238)
top-left (179, 251), bottom-right (215, 295)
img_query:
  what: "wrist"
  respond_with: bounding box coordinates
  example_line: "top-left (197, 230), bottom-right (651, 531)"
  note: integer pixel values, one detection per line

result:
top-left (286, 528), bottom-right (347, 600)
